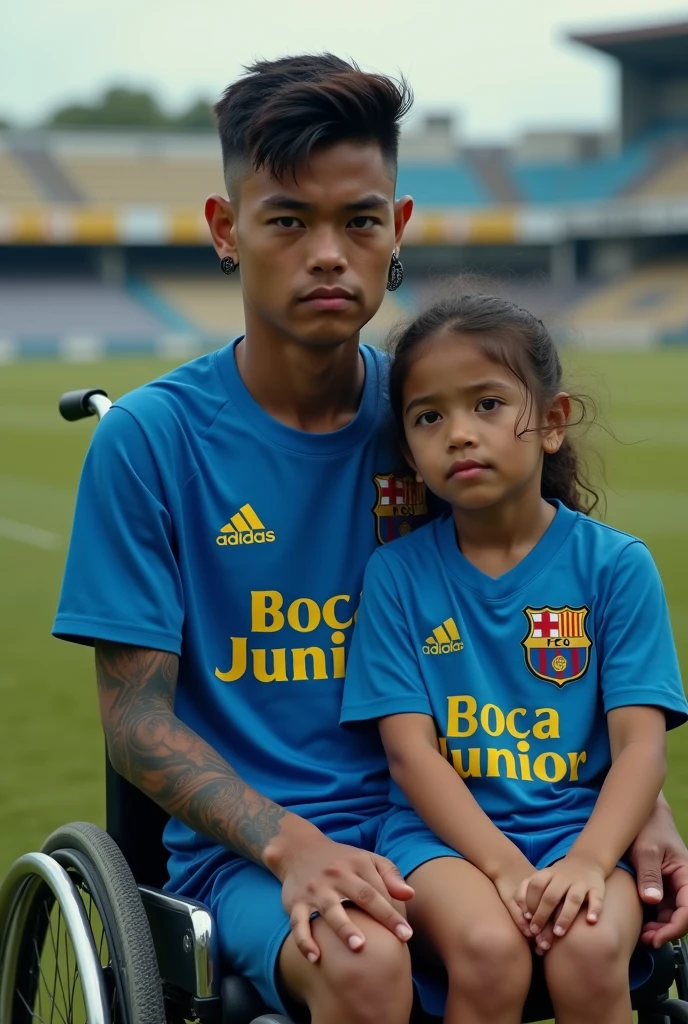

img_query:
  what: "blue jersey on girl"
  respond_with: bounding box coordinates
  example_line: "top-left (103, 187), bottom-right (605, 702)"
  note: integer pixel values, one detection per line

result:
top-left (341, 504), bottom-right (687, 879)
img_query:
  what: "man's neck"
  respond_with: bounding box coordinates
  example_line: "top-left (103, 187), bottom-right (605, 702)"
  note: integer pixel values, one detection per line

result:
top-left (235, 326), bottom-right (365, 434)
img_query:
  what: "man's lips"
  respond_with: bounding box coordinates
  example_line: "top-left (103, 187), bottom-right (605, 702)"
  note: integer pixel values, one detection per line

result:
top-left (447, 459), bottom-right (488, 480)
top-left (299, 287), bottom-right (356, 311)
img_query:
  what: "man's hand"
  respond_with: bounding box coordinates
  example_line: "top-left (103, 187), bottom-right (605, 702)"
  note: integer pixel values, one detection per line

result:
top-left (517, 854), bottom-right (606, 939)
top-left (631, 800), bottom-right (688, 947)
top-left (492, 858), bottom-right (537, 939)
top-left (276, 832), bottom-right (414, 962)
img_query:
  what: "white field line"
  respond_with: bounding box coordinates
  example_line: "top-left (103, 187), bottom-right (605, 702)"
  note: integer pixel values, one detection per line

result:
top-left (0, 516), bottom-right (62, 549)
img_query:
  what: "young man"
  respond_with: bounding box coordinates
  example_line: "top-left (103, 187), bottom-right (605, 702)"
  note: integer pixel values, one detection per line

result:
top-left (54, 55), bottom-right (688, 1023)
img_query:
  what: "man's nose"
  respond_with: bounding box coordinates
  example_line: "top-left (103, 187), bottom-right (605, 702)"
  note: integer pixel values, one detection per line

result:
top-left (307, 228), bottom-right (347, 274)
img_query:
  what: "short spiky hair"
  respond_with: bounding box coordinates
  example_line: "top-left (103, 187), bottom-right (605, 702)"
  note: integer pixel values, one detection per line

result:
top-left (214, 54), bottom-right (412, 192)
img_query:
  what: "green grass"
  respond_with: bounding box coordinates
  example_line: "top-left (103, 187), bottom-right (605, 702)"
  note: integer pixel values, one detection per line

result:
top-left (0, 351), bottom-right (687, 881)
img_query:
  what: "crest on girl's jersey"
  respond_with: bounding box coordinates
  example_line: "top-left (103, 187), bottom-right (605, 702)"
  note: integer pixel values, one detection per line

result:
top-left (521, 606), bottom-right (592, 687)
top-left (372, 473), bottom-right (429, 544)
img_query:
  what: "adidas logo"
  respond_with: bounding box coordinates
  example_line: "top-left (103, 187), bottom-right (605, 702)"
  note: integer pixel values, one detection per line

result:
top-left (216, 504), bottom-right (275, 547)
top-left (422, 617), bottom-right (464, 655)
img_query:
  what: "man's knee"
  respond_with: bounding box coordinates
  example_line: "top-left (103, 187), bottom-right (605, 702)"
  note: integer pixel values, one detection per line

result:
top-left (281, 915), bottom-right (412, 1022)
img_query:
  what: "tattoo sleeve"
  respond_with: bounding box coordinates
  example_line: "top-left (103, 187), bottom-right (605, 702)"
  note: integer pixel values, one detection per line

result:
top-left (95, 641), bottom-right (287, 864)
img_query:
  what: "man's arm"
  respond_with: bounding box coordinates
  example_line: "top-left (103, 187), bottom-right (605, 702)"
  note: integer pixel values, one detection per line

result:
top-left (95, 641), bottom-right (414, 960)
top-left (631, 793), bottom-right (688, 946)
top-left (96, 641), bottom-right (288, 861)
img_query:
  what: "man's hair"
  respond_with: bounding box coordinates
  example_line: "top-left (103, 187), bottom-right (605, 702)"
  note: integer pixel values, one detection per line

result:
top-left (214, 54), bottom-right (412, 192)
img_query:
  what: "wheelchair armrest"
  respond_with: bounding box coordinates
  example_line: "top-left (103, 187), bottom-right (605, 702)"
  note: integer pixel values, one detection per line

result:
top-left (138, 885), bottom-right (219, 1000)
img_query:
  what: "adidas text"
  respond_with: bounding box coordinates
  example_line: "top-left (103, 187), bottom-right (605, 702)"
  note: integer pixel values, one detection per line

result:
top-left (423, 640), bottom-right (464, 655)
top-left (217, 530), bottom-right (275, 546)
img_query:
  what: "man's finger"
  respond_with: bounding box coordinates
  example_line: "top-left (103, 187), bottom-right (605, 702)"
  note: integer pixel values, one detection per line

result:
top-left (633, 845), bottom-right (664, 904)
top-left (345, 874), bottom-right (414, 941)
top-left (316, 893), bottom-right (368, 951)
top-left (644, 906), bottom-right (688, 947)
top-left (375, 857), bottom-right (415, 902)
top-left (289, 905), bottom-right (321, 963)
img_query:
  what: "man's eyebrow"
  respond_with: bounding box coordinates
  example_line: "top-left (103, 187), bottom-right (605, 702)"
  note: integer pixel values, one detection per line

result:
top-left (259, 193), bottom-right (390, 212)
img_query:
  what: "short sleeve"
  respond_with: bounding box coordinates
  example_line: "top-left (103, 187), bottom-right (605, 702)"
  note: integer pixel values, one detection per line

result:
top-left (52, 406), bottom-right (184, 654)
top-left (599, 541), bottom-right (687, 730)
top-left (340, 550), bottom-right (432, 724)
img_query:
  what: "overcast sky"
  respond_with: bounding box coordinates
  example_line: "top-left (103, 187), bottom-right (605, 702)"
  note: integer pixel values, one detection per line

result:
top-left (3, 0), bottom-right (688, 140)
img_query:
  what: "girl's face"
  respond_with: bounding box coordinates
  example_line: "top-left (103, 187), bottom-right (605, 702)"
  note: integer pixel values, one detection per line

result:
top-left (401, 329), bottom-right (567, 514)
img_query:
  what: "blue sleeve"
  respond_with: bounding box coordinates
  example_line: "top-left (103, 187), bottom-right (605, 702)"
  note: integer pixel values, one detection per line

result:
top-left (340, 550), bottom-right (431, 724)
top-left (52, 406), bottom-right (184, 654)
top-left (599, 541), bottom-right (687, 730)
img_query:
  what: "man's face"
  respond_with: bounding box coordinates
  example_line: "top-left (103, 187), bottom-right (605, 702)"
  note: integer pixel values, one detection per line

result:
top-left (207, 141), bottom-right (412, 348)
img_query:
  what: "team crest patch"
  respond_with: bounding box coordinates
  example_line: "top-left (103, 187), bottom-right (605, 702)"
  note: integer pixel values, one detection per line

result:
top-left (521, 606), bottom-right (592, 687)
top-left (372, 473), bottom-right (428, 544)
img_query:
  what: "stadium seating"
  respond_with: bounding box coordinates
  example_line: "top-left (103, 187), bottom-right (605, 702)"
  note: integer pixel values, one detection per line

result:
top-left (396, 164), bottom-right (490, 206)
top-left (568, 261), bottom-right (688, 345)
top-left (0, 151), bottom-right (44, 204)
top-left (631, 149), bottom-right (688, 198)
top-left (512, 143), bottom-right (653, 204)
top-left (54, 154), bottom-right (225, 204)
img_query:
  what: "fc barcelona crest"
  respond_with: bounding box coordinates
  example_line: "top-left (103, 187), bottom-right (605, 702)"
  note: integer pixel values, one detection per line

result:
top-left (521, 606), bottom-right (592, 687)
top-left (372, 473), bottom-right (429, 544)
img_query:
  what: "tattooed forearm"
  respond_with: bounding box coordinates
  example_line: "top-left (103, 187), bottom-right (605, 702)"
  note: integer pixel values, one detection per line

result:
top-left (95, 641), bottom-right (287, 864)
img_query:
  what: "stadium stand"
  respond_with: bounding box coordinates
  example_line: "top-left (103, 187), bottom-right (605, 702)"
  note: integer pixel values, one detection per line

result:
top-left (568, 261), bottom-right (688, 345)
top-left (630, 147), bottom-right (688, 198)
top-left (55, 154), bottom-right (225, 205)
top-left (0, 150), bottom-right (44, 204)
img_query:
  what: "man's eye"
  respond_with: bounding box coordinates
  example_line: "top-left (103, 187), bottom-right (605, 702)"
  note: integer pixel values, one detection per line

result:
top-left (477, 398), bottom-right (501, 412)
top-left (349, 216), bottom-right (379, 229)
top-left (272, 217), bottom-right (304, 229)
top-left (417, 411), bottom-right (441, 426)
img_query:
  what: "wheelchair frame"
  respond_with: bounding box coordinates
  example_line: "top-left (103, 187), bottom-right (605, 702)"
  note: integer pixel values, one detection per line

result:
top-left (1, 387), bottom-right (687, 1024)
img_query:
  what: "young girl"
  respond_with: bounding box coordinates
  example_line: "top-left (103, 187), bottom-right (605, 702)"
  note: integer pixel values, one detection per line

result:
top-left (340, 293), bottom-right (687, 1024)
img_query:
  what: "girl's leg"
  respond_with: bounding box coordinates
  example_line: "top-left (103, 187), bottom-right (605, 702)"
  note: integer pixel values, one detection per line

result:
top-left (407, 857), bottom-right (532, 1024)
top-left (543, 867), bottom-right (642, 1024)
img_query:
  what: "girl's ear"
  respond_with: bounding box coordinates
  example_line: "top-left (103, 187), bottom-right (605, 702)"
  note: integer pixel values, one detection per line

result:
top-left (542, 392), bottom-right (570, 455)
top-left (400, 441), bottom-right (424, 484)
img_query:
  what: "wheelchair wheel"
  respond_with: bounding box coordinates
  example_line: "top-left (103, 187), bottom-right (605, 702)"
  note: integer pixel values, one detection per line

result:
top-left (36, 822), bottom-right (166, 1024)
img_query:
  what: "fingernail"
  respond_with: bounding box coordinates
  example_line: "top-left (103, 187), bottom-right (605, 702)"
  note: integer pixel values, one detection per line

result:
top-left (538, 940), bottom-right (550, 951)
top-left (644, 887), bottom-right (662, 900)
top-left (554, 925), bottom-right (565, 936)
top-left (535, 946), bottom-right (544, 956)
top-left (588, 913), bottom-right (598, 923)
top-left (307, 952), bottom-right (318, 963)
top-left (396, 924), bottom-right (413, 941)
top-left (530, 924), bottom-right (540, 935)
top-left (524, 912), bottom-right (532, 920)
top-left (348, 935), bottom-right (364, 950)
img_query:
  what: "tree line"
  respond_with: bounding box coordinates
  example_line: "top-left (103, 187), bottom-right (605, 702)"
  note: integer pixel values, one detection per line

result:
top-left (1, 88), bottom-right (216, 131)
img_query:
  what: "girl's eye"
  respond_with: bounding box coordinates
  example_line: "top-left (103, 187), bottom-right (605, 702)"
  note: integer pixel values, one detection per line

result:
top-left (349, 216), bottom-right (380, 229)
top-left (417, 411), bottom-right (442, 426)
top-left (477, 398), bottom-right (502, 412)
top-left (272, 217), bottom-right (304, 229)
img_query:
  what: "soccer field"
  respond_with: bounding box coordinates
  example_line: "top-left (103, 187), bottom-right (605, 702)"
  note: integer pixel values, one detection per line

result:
top-left (0, 351), bottom-right (687, 879)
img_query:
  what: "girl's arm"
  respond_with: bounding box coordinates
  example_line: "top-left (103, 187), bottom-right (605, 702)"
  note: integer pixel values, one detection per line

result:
top-left (522, 705), bottom-right (666, 937)
top-left (379, 711), bottom-right (534, 935)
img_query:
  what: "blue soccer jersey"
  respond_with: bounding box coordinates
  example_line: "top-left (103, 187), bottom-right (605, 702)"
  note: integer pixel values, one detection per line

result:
top-left (341, 503), bottom-right (687, 833)
top-left (53, 339), bottom-right (431, 885)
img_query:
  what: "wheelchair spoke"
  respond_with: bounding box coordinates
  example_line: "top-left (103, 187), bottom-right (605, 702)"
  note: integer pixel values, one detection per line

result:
top-left (44, 897), bottom-right (69, 1014)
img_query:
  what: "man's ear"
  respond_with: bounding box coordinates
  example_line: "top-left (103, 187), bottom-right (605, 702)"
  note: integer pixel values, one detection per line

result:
top-left (401, 440), bottom-right (424, 484)
top-left (205, 194), bottom-right (239, 263)
top-left (393, 195), bottom-right (414, 250)
top-left (542, 392), bottom-right (571, 455)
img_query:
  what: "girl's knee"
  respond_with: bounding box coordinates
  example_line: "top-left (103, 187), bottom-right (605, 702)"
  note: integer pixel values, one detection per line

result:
top-left (546, 922), bottom-right (630, 1003)
top-left (447, 922), bottom-right (532, 1001)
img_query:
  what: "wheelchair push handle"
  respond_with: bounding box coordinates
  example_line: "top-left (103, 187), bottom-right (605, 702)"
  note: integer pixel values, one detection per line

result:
top-left (59, 389), bottom-right (112, 422)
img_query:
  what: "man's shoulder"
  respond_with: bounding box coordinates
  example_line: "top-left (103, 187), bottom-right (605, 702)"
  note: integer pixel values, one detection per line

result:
top-left (113, 346), bottom-right (231, 438)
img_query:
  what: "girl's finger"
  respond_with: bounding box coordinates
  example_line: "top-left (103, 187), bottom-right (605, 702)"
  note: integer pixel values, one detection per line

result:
top-left (530, 878), bottom-right (568, 934)
top-left (552, 886), bottom-right (586, 936)
top-left (586, 886), bottom-right (605, 924)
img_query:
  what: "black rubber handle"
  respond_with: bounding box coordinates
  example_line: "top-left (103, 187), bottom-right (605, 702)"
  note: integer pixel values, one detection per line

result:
top-left (58, 389), bottom-right (109, 422)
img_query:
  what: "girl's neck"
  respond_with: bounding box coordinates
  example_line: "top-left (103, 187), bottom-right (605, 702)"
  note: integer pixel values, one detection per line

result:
top-left (236, 323), bottom-right (364, 434)
top-left (452, 488), bottom-right (556, 579)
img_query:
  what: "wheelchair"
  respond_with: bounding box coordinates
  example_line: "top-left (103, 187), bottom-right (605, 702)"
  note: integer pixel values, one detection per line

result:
top-left (1, 389), bottom-right (687, 1024)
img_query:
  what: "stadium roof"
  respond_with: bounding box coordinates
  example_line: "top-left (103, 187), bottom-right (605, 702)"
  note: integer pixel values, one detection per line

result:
top-left (570, 20), bottom-right (688, 73)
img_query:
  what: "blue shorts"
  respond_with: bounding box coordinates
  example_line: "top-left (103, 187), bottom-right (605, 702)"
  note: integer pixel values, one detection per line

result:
top-left (378, 807), bottom-right (641, 1017)
top-left (167, 812), bottom-right (389, 1015)
top-left (377, 806), bottom-right (621, 878)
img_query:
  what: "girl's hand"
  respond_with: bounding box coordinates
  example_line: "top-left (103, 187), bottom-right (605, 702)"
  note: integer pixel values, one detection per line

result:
top-left (493, 860), bottom-right (538, 939)
top-left (517, 854), bottom-right (606, 939)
